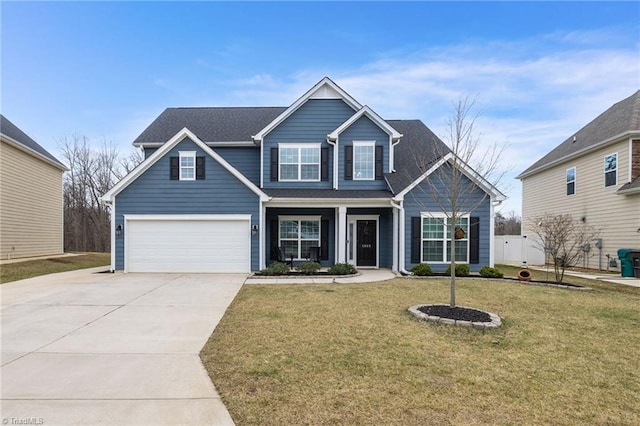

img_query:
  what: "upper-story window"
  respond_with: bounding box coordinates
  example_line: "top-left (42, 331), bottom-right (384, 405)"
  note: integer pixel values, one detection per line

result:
top-left (566, 167), bottom-right (576, 196)
top-left (279, 144), bottom-right (320, 181)
top-left (604, 153), bottom-right (617, 187)
top-left (179, 151), bottom-right (196, 181)
top-left (353, 141), bottom-right (375, 180)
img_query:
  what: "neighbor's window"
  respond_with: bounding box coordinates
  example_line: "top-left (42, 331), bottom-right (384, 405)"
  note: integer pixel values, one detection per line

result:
top-left (421, 214), bottom-right (469, 263)
top-left (179, 151), bottom-right (196, 181)
top-left (353, 141), bottom-right (375, 180)
top-left (566, 167), bottom-right (576, 196)
top-left (279, 217), bottom-right (320, 259)
top-left (279, 144), bottom-right (320, 181)
top-left (604, 153), bottom-right (617, 187)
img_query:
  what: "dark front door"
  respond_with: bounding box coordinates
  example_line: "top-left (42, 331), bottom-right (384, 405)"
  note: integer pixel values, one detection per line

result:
top-left (356, 220), bottom-right (376, 267)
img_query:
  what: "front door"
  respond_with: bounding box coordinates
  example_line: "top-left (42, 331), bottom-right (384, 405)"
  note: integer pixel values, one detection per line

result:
top-left (356, 220), bottom-right (377, 267)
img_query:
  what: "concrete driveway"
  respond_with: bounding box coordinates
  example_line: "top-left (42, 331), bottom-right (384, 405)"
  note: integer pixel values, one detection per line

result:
top-left (1, 268), bottom-right (245, 425)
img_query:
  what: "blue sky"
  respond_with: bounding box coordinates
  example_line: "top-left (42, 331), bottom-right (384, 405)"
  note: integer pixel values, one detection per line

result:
top-left (2, 1), bottom-right (639, 215)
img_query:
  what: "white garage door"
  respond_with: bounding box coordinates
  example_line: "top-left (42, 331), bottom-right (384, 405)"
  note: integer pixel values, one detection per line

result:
top-left (126, 215), bottom-right (251, 273)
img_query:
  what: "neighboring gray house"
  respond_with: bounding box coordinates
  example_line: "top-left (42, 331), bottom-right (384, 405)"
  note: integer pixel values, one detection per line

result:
top-left (102, 77), bottom-right (505, 273)
top-left (518, 90), bottom-right (640, 268)
top-left (1, 115), bottom-right (67, 259)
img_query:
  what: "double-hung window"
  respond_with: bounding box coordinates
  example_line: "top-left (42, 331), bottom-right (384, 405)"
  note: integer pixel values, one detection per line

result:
top-left (279, 216), bottom-right (321, 259)
top-left (566, 167), bottom-right (576, 196)
top-left (604, 153), bottom-right (617, 187)
top-left (421, 214), bottom-right (469, 263)
top-left (353, 141), bottom-right (375, 180)
top-left (279, 144), bottom-right (320, 181)
top-left (179, 151), bottom-right (196, 181)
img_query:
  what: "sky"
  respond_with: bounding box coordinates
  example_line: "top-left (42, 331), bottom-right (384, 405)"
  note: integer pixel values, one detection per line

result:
top-left (2, 1), bottom-right (639, 215)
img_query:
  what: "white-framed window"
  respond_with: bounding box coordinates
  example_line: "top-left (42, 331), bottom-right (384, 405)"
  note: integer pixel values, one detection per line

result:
top-left (353, 141), bottom-right (375, 180)
top-left (279, 144), bottom-right (321, 181)
top-left (421, 213), bottom-right (469, 263)
top-left (279, 216), bottom-right (321, 260)
top-left (179, 151), bottom-right (196, 181)
top-left (604, 153), bottom-right (617, 187)
top-left (566, 167), bottom-right (576, 196)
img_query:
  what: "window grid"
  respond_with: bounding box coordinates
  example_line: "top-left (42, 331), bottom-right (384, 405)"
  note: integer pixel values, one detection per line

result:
top-left (566, 167), bottom-right (576, 196)
top-left (179, 152), bottom-right (196, 181)
top-left (279, 145), bottom-right (320, 181)
top-left (421, 215), bottom-right (469, 263)
top-left (353, 143), bottom-right (374, 180)
top-left (279, 219), bottom-right (320, 259)
top-left (604, 153), bottom-right (617, 187)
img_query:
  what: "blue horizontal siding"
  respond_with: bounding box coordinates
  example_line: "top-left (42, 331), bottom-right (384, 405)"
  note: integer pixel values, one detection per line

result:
top-left (403, 164), bottom-right (491, 272)
top-left (114, 138), bottom-right (260, 270)
top-left (263, 99), bottom-right (355, 189)
top-left (338, 116), bottom-right (389, 190)
top-left (214, 147), bottom-right (260, 185)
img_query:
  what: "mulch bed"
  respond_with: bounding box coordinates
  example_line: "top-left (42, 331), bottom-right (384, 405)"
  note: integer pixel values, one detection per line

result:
top-left (417, 304), bottom-right (491, 322)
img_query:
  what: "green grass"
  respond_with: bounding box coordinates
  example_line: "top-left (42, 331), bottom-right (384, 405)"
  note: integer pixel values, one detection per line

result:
top-left (0, 253), bottom-right (110, 283)
top-left (201, 274), bottom-right (640, 425)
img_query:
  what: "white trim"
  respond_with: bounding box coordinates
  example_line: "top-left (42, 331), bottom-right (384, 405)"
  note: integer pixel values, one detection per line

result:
top-left (347, 215), bottom-right (380, 268)
top-left (392, 152), bottom-right (507, 202)
top-left (0, 135), bottom-right (68, 171)
top-left (101, 127), bottom-right (270, 202)
top-left (253, 77), bottom-right (362, 141)
top-left (135, 141), bottom-right (257, 148)
top-left (391, 205), bottom-right (399, 271)
top-left (629, 138), bottom-right (633, 182)
top-left (327, 105), bottom-right (402, 141)
top-left (419, 212), bottom-right (470, 264)
top-left (352, 141), bottom-right (375, 181)
top-left (259, 201), bottom-right (266, 270)
top-left (337, 206), bottom-right (347, 263)
top-left (179, 151), bottom-right (196, 181)
top-left (266, 198), bottom-right (391, 208)
top-left (277, 143), bottom-right (321, 182)
top-left (489, 198), bottom-right (495, 267)
top-left (517, 130), bottom-right (640, 179)
top-left (604, 152), bottom-right (618, 188)
top-left (110, 199), bottom-right (116, 272)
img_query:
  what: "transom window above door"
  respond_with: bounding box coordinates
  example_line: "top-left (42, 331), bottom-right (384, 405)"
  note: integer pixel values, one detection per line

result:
top-left (279, 144), bottom-right (321, 181)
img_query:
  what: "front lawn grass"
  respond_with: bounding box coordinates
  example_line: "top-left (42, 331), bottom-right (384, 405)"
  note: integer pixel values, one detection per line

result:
top-left (0, 253), bottom-right (110, 283)
top-left (201, 276), bottom-right (640, 425)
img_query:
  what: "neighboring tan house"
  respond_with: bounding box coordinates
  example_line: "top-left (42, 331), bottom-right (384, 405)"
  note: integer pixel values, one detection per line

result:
top-left (0, 115), bottom-right (67, 260)
top-left (517, 90), bottom-right (640, 269)
top-left (102, 77), bottom-right (506, 273)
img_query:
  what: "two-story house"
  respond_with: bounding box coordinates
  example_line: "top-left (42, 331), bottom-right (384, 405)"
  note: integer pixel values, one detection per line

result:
top-left (101, 77), bottom-right (505, 273)
top-left (517, 90), bottom-right (640, 269)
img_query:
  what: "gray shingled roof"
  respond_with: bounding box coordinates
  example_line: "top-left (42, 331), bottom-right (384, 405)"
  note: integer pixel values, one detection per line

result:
top-left (617, 177), bottom-right (640, 194)
top-left (264, 189), bottom-right (392, 199)
top-left (133, 107), bottom-right (287, 144)
top-left (383, 119), bottom-right (450, 194)
top-left (0, 114), bottom-right (66, 169)
top-left (518, 90), bottom-right (640, 178)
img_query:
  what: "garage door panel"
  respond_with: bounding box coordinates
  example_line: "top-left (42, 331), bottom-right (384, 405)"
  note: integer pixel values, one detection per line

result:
top-left (126, 218), bottom-right (250, 273)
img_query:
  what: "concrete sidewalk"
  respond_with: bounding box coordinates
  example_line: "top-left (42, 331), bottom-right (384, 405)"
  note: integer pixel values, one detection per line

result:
top-left (245, 268), bottom-right (398, 284)
top-left (1, 269), bottom-right (244, 425)
top-left (528, 266), bottom-right (640, 288)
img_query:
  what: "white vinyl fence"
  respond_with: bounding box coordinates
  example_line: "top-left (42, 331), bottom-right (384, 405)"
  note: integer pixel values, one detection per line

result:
top-left (494, 235), bottom-right (546, 266)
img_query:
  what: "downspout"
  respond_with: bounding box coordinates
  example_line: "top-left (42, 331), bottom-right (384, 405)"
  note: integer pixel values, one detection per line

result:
top-left (391, 200), bottom-right (412, 275)
top-left (326, 136), bottom-right (338, 190)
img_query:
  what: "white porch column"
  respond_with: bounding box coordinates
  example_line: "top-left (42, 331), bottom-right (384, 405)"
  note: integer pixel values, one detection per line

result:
top-left (337, 206), bottom-right (347, 263)
top-left (392, 205), bottom-right (398, 272)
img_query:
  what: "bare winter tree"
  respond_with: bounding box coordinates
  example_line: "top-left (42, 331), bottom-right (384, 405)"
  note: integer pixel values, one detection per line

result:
top-left (529, 213), bottom-right (600, 283)
top-left (60, 136), bottom-right (142, 252)
top-left (495, 210), bottom-right (522, 235)
top-left (408, 95), bottom-right (508, 307)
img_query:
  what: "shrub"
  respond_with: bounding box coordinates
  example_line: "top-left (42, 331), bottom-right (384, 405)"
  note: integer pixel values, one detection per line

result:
top-left (479, 266), bottom-right (504, 278)
top-left (328, 263), bottom-right (357, 275)
top-left (410, 263), bottom-right (433, 276)
top-left (296, 261), bottom-right (321, 275)
top-left (445, 263), bottom-right (470, 277)
top-left (260, 262), bottom-right (290, 276)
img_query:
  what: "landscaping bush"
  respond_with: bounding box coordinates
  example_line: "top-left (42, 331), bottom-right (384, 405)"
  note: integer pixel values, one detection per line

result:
top-left (295, 261), bottom-right (321, 275)
top-left (410, 263), bottom-right (433, 276)
top-left (261, 262), bottom-right (290, 276)
top-left (328, 263), bottom-right (357, 275)
top-left (479, 266), bottom-right (504, 278)
top-left (445, 263), bottom-right (470, 277)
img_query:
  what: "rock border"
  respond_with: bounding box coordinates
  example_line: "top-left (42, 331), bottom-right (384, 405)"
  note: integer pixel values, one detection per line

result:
top-left (408, 304), bottom-right (502, 329)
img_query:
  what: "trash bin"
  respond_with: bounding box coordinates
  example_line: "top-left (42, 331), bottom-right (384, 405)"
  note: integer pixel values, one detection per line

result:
top-left (617, 248), bottom-right (639, 277)
top-left (631, 252), bottom-right (640, 278)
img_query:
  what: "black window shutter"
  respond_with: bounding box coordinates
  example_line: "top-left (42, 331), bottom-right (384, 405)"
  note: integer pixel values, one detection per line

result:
top-left (375, 145), bottom-right (383, 180)
top-left (270, 148), bottom-right (279, 181)
top-left (411, 217), bottom-right (422, 263)
top-left (270, 220), bottom-right (279, 261)
top-left (469, 217), bottom-right (480, 264)
top-left (170, 157), bottom-right (179, 180)
top-left (321, 148), bottom-right (329, 181)
top-left (345, 146), bottom-right (353, 180)
top-left (320, 219), bottom-right (329, 260)
top-left (196, 156), bottom-right (205, 180)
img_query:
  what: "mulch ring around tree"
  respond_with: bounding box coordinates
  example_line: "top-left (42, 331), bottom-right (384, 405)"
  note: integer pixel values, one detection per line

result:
top-left (408, 304), bottom-right (502, 329)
